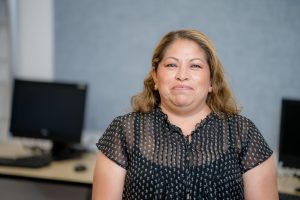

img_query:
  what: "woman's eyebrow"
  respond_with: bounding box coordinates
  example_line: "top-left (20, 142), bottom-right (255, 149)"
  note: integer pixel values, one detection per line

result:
top-left (163, 57), bottom-right (207, 64)
top-left (190, 58), bottom-right (206, 63)
top-left (164, 57), bottom-right (179, 62)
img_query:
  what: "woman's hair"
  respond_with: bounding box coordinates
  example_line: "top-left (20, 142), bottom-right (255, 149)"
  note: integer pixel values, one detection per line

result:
top-left (131, 29), bottom-right (240, 115)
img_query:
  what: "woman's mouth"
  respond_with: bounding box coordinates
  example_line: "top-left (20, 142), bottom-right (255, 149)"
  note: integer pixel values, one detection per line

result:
top-left (173, 84), bottom-right (193, 90)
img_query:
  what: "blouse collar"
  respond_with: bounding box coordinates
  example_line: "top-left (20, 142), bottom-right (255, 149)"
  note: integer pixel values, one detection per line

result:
top-left (153, 105), bottom-right (218, 130)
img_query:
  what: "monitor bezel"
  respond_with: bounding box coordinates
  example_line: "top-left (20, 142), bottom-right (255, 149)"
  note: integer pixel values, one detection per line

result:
top-left (278, 98), bottom-right (300, 168)
top-left (9, 78), bottom-right (87, 145)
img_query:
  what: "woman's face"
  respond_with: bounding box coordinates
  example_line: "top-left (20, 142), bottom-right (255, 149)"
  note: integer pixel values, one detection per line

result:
top-left (152, 39), bottom-right (212, 113)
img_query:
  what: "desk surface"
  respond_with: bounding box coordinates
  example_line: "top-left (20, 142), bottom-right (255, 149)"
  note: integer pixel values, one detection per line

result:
top-left (0, 153), bottom-right (97, 185)
top-left (0, 141), bottom-right (97, 186)
top-left (278, 174), bottom-right (300, 196)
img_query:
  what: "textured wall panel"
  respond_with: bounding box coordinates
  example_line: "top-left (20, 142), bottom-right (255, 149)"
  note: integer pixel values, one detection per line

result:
top-left (55, 0), bottom-right (300, 150)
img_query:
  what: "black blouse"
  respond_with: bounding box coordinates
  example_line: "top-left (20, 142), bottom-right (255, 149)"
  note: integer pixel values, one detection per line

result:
top-left (96, 106), bottom-right (273, 200)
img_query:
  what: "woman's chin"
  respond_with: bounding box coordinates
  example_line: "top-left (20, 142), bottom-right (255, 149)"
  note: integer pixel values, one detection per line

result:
top-left (172, 101), bottom-right (193, 108)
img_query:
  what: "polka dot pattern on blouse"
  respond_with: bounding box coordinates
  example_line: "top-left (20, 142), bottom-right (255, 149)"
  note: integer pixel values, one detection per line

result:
top-left (96, 106), bottom-right (273, 200)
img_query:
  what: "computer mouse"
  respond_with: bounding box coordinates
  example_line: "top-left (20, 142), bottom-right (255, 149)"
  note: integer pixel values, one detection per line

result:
top-left (74, 163), bottom-right (87, 172)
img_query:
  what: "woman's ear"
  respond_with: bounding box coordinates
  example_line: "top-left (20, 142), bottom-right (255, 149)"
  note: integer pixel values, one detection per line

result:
top-left (208, 80), bottom-right (213, 92)
top-left (208, 85), bottom-right (212, 92)
top-left (151, 67), bottom-right (159, 90)
top-left (151, 67), bottom-right (157, 84)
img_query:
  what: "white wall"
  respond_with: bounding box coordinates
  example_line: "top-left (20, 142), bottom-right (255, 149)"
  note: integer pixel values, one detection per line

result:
top-left (0, 0), bottom-right (11, 142)
top-left (15, 0), bottom-right (54, 80)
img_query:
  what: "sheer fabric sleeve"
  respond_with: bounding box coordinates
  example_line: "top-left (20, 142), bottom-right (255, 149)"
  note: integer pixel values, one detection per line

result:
top-left (96, 116), bottom-right (128, 169)
top-left (237, 117), bottom-right (273, 174)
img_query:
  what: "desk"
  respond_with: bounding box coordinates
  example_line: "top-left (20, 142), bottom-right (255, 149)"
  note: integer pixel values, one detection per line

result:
top-left (0, 141), bottom-right (96, 186)
top-left (0, 152), bottom-right (96, 186)
top-left (278, 174), bottom-right (300, 197)
top-left (0, 141), bottom-right (97, 199)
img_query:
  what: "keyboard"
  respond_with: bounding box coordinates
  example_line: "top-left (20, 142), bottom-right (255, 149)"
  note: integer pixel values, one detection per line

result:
top-left (279, 193), bottom-right (300, 200)
top-left (0, 155), bottom-right (52, 168)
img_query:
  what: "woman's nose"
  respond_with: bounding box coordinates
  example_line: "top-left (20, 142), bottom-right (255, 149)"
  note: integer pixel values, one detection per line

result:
top-left (175, 66), bottom-right (189, 81)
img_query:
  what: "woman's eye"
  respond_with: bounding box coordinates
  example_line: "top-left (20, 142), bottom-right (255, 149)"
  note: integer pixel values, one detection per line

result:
top-left (191, 64), bottom-right (202, 69)
top-left (166, 64), bottom-right (176, 68)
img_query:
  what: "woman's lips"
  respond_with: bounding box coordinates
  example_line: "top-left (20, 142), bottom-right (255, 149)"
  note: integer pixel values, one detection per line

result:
top-left (173, 85), bottom-right (193, 90)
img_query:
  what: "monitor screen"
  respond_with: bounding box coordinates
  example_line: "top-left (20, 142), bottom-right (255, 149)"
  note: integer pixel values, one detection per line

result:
top-left (9, 79), bottom-right (87, 159)
top-left (279, 99), bottom-right (300, 168)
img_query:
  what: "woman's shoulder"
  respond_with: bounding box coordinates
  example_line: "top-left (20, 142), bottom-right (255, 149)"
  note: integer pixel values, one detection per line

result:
top-left (216, 113), bottom-right (259, 137)
top-left (221, 113), bottom-right (262, 143)
top-left (111, 109), bottom-right (155, 125)
top-left (224, 113), bottom-right (256, 126)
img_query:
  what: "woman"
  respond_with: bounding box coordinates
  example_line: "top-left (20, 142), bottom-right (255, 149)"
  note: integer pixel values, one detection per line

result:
top-left (92, 29), bottom-right (278, 199)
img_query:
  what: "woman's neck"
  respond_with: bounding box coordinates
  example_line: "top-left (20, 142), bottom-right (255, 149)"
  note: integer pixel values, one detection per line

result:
top-left (160, 104), bottom-right (212, 136)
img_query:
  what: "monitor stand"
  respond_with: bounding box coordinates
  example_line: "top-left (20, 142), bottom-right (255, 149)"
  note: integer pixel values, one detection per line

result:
top-left (51, 141), bottom-right (84, 161)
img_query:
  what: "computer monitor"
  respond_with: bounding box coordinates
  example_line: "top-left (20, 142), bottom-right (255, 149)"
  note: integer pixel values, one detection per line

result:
top-left (278, 98), bottom-right (300, 168)
top-left (9, 79), bottom-right (88, 160)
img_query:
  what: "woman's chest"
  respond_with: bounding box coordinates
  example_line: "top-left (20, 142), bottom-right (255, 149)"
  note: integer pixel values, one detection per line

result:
top-left (124, 143), bottom-right (244, 199)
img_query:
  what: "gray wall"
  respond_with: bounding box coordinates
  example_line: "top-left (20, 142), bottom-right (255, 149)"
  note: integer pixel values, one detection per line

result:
top-left (55, 0), bottom-right (300, 151)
